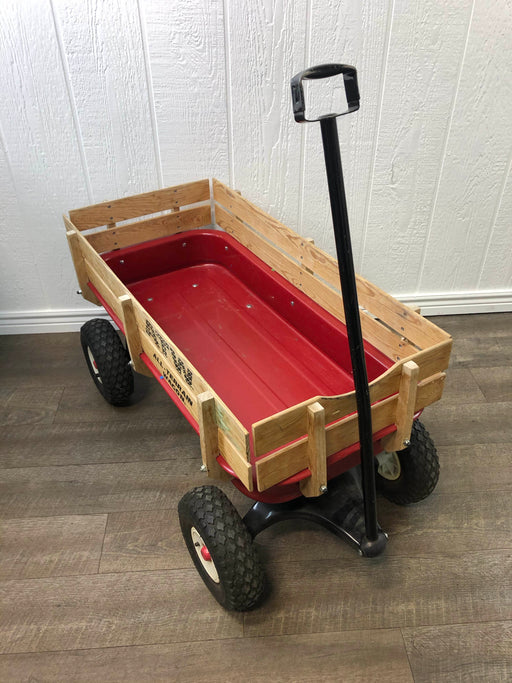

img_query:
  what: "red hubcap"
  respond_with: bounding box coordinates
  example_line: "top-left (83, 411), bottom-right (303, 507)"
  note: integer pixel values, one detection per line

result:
top-left (200, 545), bottom-right (212, 562)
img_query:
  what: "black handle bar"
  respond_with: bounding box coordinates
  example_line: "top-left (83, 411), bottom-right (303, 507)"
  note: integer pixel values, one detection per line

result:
top-left (290, 63), bottom-right (359, 123)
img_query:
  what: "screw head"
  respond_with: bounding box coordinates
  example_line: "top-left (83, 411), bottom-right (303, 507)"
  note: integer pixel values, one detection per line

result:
top-left (320, 485), bottom-right (328, 494)
top-left (403, 439), bottom-right (411, 448)
top-left (200, 464), bottom-right (207, 473)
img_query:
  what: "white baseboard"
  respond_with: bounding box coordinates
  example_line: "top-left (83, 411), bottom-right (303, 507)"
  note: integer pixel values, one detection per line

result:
top-left (0, 307), bottom-right (110, 335)
top-left (399, 289), bottom-right (512, 316)
top-left (1, 290), bottom-right (511, 334)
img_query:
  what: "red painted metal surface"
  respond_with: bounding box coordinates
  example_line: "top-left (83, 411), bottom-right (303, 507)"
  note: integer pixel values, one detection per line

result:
top-left (95, 229), bottom-right (396, 503)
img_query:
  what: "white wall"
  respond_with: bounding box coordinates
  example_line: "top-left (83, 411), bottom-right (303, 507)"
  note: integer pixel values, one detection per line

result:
top-left (1, 0), bottom-right (511, 334)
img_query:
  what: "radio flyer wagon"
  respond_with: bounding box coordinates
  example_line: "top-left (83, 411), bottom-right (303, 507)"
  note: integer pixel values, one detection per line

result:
top-left (65, 65), bottom-right (451, 611)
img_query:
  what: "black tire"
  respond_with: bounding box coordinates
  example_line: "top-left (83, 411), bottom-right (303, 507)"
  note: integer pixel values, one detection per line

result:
top-left (80, 318), bottom-right (134, 406)
top-left (376, 420), bottom-right (439, 505)
top-left (178, 486), bottom-right (266, 611)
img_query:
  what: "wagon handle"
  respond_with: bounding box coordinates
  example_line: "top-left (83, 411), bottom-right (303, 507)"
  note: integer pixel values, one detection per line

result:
top-left (291, 64), bottom-right (386, 555)
top-left (290, 63), bottom-right (359, 123)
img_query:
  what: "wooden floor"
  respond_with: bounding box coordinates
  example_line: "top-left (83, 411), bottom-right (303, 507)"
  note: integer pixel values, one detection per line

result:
top-left (0, 313), bottom-right (511, 682)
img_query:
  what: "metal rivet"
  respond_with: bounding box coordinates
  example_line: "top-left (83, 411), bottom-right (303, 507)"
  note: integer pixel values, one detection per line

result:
top-left (76, 290), bottom-right (82, 295)
top-left (403, 439), bottom-right (411, 448)
top-left (147, 297), bottom-right (153, 302)
top-left (192, 284), bottom-right (198, 288)
top-left (246, 304), bottom-right (252, 308)
top-left (290, 301), bottom-right (295, 306)
top-left (200, 464), bottom-right (207, 472)
top-left (320, 485), bottom-right (328, 494)
top-left (182, 242), bottom-right (187, 247)
top-left (225, 246), bottom-right (229, 251)
top-left (119, 259), bottom-right (124, 264)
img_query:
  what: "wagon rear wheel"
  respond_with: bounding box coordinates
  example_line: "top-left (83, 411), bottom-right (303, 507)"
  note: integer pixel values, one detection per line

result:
top-left (376, 420), bottom-right (439, 505)
top-left (80, 318), bottom-right (134, 406)
top-left (178, 486), bottom-right (266, 611)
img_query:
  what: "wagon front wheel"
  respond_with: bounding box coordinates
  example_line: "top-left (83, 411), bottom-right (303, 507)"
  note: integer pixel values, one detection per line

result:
top-left (80, 318), bottom-right (134, 406)
top-left (376, 420), bottom-right (439, 505)
top-left (178, 486), bottom-right (266, 611)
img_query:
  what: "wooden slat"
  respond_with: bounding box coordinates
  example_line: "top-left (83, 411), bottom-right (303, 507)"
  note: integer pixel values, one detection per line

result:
top-left (216, 204), bottom-right (418, 361)
top-left (86, 204), bottom-right (211, 253)
top-left (255, 374), bottom-right (445, 492)
top-left (118, 295), bottom-right (152, 376)
top-left (256, 395), bottom-right (397, 492)
top-left (381, 361), bottom-right (419, 452)
top-left (217, 430), bottom-right (253, 492)
top-left (197, 392), bottom-right (229, 481)
top-left (415, 372), bottom-right (446, 410)
top-left (69, 179), bottom-right (210, 230)
top-left (299, 403), bottom-right (327, 498)
top-left (213, 179), bottom-right (448, 349)
top-left (64, 219), bottom-right (100, 305)
top-left (251, 339), bottom-right (451, 459)
top-left (84, 261), bottom-right (124, 322)
top-left (252, 362), bottom-right (402, 459)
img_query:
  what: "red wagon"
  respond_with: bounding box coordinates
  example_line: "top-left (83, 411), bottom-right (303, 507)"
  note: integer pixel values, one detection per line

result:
top-left (65, 65), bottom-right (451, 610)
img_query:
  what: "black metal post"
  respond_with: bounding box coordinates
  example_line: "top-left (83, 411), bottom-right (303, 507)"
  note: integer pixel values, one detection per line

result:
top-left (319, 116), bottom-right (379, 544)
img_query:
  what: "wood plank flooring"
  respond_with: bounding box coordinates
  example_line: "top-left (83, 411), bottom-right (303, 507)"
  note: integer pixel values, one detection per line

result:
top-left (0, 313), bottom-right (511, 681)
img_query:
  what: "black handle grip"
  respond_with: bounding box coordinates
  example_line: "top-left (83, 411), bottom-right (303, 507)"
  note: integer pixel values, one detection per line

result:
top-left (291, 63), bottom-right (359, 123)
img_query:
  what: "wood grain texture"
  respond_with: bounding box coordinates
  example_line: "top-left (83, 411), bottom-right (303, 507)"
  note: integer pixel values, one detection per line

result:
top-left (99, 509), bottom-right (189, 573)
top-left (243, 550), bottom-right (512, 637)
top-left (0, 0), bottom-right (91, 311)
top-left (0, 387), bottom-right (64, 426)
top-left (300, 0), bottom-right (391, 262)
top-left (142, 0), bottom-right (228, 186)
top-left (0, 515), bottom-right (107, 580)
top-left (0, 629), bottom-right (414, 682)
top-left (478, 160), bottom-right (512, 290)
top-left (226, 0), bottom-right (307, 227)
top-left (0, 314), bottom-right (510, 681)
top-left (402, 620), bottom-right (512, 683)
top-left (363, 0), bottom-right (473, 293)
top-left (0, 570), bottom-right (243, 654)
top-left (419, 0), bottom-right (512, 294)
top-left (255, 489), bottom-right (512, 564)
top-left (0, 462), bottom-right (207, 519)
top-left (52, 0), bottom-right (159, 200)
top-left (0, 418), bottom-right (198, 469)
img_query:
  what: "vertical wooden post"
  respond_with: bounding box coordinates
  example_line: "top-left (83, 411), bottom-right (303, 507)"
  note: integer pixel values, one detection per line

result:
top-left (300, 402), bottom-right (327, 497)
top-left (382, 360), bottom-right (420, 452)
top-left (118, 294), bottom-right (152, 376)
top-left (65, 226), bottom-right (100, 305)
top-left (197, 392), bottom-right (230, 480)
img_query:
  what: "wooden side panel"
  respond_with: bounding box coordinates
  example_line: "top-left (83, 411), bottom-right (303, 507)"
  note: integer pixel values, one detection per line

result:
top-left (381, 361), bottom-right (419, 452)
top-left (255, 373), bottom-right (445, 492)
top-left (215, 204), bottom-right (418, 361)
top-left (66, 222), bottom-right (251, 478)
top-left (214, 180), bottom-right (449, 349)
top-left (118, 294), bottom-right (152, 376)
top-left (86, 205), bottom-right (212, 253)
top-left (69, 179), bottom-right (210, 230)
top-left (299, 403), bottom-right (327, 498)
top-left (252, 362), bottom-right (403, 459)
top-left (256, 395), bottom-right (398, 492)
top-left (64, 225), bottom-right (100, 305)
top-left (197, 392), bottom-right (228, 480)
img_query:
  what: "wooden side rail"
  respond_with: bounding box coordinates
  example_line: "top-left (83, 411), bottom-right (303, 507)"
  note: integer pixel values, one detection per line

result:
top-left (64, 216), bottom-right (253, 490)
top-left (69, 179), bottom-right (210, 230)
top-left (213, 179), bottom-right (451, 356)
top-left (255, 371), bottom-right (445, 493)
